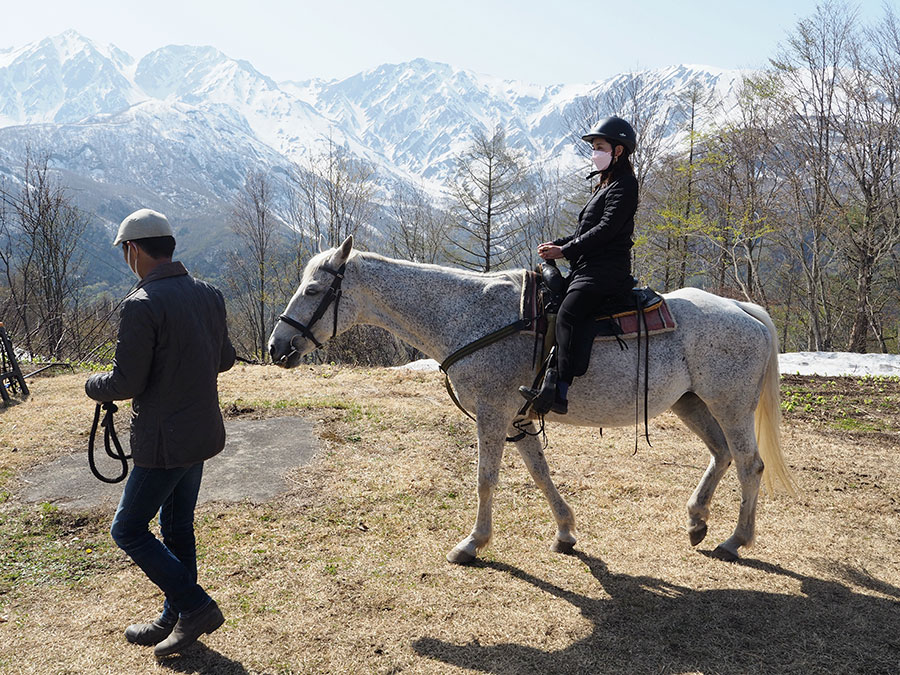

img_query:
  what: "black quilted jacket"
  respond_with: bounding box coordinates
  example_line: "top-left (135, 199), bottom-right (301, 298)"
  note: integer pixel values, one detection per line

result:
top-left (85, 262), bottom-right (235, 468)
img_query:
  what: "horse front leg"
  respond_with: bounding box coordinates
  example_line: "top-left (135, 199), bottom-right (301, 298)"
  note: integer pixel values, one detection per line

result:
top-left (512, 421), bottom-right (577, 553)
top-left (446, 407), bottom-right (509, 564)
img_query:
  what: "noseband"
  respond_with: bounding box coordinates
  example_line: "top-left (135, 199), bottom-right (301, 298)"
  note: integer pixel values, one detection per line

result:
top-left (277, 263), bottom-right (346, 351)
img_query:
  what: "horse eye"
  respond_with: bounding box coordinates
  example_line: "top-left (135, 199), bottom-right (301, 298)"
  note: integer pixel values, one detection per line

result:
top-left (305, 287), bottom-right (320, 296)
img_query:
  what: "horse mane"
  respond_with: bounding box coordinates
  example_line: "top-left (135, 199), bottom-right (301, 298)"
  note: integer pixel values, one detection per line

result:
top-left (349, 250), bottom-right (524, 287)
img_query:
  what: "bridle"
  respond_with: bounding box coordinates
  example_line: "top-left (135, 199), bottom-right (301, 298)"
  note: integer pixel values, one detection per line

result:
top-left (276, 263), bottom-right (346, 356)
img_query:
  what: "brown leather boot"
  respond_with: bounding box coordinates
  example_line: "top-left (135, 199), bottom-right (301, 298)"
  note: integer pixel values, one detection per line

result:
top-left (153, 600), bottom-right (224, 658)
top-left (124, 613), bottom-right (176, 646)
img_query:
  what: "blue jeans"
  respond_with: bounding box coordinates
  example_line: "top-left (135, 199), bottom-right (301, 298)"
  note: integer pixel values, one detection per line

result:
top-left (111, 462), bottom-right (210, 619)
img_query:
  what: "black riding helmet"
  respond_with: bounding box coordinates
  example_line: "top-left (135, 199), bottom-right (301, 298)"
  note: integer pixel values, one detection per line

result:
top-left (582, 116), bottom-right (637, 155)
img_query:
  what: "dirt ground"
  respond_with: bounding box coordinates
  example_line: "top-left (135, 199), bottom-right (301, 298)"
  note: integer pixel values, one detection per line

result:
top-left (0, 364), bottom-right (898, 674)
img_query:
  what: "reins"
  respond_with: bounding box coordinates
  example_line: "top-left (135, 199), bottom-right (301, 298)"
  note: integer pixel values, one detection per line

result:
top-left (634, 296), bottom-right (652, 452)
top-left (439, 317), bottom-right (549, 444)
top-left (439, 318), bottom-right (531, 423)
top-left (87, 401), bottom-right (131, 483)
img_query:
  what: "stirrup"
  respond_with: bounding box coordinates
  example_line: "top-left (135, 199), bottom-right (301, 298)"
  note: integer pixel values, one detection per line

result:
top-left (520, 368), bottom-right (558, 415)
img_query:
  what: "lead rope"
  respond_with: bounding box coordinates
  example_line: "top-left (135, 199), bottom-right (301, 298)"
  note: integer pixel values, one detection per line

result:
top-left (88, 402), bottom-right (131, 483)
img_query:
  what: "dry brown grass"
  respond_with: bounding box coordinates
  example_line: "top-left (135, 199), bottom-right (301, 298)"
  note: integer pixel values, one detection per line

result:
top-left (1, 365), bottom-right (899, 674)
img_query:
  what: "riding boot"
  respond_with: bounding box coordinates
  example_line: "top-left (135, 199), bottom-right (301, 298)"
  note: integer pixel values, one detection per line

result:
top-left (124, 613), bottom-right (177, 646)
top-left (552, 380), bottom-right (568, 415)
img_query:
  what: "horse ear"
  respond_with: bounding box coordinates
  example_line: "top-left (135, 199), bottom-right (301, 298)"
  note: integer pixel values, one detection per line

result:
top-left (318, 234), bottom-right (329, 253)
top-left (336, 235), bottom-right (353, 262)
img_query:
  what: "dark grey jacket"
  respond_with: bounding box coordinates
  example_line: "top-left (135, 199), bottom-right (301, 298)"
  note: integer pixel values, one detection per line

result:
top-left (85, 262), bottom-right (236, 469)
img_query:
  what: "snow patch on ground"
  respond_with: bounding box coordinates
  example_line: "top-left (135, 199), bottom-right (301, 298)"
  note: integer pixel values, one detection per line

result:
top-left (777, 352), bottom-right (900, 377)
top-left (392, 358), bottom-right (440, 372)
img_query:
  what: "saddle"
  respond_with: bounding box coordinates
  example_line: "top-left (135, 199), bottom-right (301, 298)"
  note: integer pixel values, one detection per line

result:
top-left (521, 264), bottom-right (677, 349)
top-left (518, 264), bottom-right (677, 421)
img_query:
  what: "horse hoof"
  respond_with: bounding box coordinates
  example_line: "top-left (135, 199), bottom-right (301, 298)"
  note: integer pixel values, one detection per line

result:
top-left (711, 545), bottom-right (739, 562)
top-left (446, 548), bottom-right (476, 565)
top-left (551, 539), bottom-right (576, 554)
top-left (689, 524), bottom-right (708, 546)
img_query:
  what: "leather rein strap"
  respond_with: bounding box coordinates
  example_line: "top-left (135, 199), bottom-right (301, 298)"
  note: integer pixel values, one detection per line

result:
top-left (277, 263), bottom-right (347, 350)
top-left (439, 318), bottom-right (531, 423)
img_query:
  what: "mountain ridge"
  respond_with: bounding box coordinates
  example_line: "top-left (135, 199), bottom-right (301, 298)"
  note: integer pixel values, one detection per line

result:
top-left (0, 31), bottom-right (748, 262)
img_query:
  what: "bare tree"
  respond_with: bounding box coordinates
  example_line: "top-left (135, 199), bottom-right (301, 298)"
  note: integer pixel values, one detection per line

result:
top-left (0, 179), bottom-right (36, 358)
top-left (0, 151), bottom-right (87, 359)
top-left (691, 74), bottom-right (786, 303)
top-left (768, 0), bottom-right (857, 350)
top-left (385, 181), bottom-right (451, 264)
top-left (447, 125), bottom-right (526, 272)
top-left (286, 138), bottom-right (396, 365)
top-left (225, 171), bottom-right (279, 361)
top-left (835, 8), bottom-right (900, 351)
top-left (290, 137), bottom-right (376, 259)
top-left (513, 162), bottom-right (578, 269)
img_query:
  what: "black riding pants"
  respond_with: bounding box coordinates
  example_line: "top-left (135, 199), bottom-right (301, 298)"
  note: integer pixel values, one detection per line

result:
top-left (556, 285), bottom-right (630, 384)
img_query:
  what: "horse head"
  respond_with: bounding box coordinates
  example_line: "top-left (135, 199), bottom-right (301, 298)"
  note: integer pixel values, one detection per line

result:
top-left (268, 236), bottom-right (357, 367)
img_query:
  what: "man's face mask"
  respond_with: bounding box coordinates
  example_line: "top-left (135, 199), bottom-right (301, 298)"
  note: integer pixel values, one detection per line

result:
top-left (125, 243), bottom-right (140, 279)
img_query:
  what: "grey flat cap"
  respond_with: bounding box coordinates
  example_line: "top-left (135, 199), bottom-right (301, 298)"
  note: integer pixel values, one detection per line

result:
top-left (113, 209), bottom-right (174, 246)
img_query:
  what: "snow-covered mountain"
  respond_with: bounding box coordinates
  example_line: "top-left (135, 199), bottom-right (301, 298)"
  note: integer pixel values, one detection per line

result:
top-left (0, 30), bottom-right (747, 255)
top-left (0, 30), bottom-right (140, 125)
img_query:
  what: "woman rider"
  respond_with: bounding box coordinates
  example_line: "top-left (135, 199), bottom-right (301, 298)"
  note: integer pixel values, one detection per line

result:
top-left (522, 115), bottom-right (638, 414)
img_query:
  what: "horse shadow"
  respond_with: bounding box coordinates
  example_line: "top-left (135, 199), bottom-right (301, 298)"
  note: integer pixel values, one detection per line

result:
top-left (413, 551), bottom-right (900, 675)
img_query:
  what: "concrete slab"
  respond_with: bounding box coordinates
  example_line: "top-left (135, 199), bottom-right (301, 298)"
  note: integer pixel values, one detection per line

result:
top-left (18, 416), bottom-right (319, 511)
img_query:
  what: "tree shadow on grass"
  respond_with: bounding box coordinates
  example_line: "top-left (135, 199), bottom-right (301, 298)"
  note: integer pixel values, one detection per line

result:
top-left (413, 551), bottom-right (900, 675)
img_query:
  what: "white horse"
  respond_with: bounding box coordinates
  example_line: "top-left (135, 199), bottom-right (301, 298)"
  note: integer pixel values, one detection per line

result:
top-left (268, 237), bottom-right (795, 563)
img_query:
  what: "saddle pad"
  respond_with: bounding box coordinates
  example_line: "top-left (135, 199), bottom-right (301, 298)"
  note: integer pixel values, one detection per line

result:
top-left (519, 271), bottom-right (676, 341)
top-left (593, 299), bottom-right (677, 341)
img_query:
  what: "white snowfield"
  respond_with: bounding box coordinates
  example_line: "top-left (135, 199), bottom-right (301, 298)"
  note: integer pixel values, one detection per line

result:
top-left (394, 352), bottom-right (900, 378)
top-left (777, 352), bottom-right (900, 377)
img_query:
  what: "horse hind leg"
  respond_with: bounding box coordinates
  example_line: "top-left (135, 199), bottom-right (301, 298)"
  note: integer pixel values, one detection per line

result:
top-left (512, 421), bottom-right (577, 553)
top-left (671, 393), bottom-right (732, 548)
top-left (709, 412), bottom-right (765, 561)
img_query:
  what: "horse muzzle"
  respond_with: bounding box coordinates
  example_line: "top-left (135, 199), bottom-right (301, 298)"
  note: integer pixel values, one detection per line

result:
top-left (268, 335), bottom-right (305, 368)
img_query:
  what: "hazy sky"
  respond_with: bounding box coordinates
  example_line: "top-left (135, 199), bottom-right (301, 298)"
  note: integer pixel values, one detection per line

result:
top-left (0, 0), bottom-right (893, 84)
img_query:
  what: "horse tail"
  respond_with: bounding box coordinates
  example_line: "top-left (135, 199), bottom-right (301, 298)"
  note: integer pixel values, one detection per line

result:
top-left (736, 301), bottom-right (797, 496)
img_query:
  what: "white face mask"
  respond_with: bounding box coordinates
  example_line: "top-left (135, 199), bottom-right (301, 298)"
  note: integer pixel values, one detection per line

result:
top-left (592, 149), bottom-right (612, 172)
top-left (125, 243), bottom-right (140, 279)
